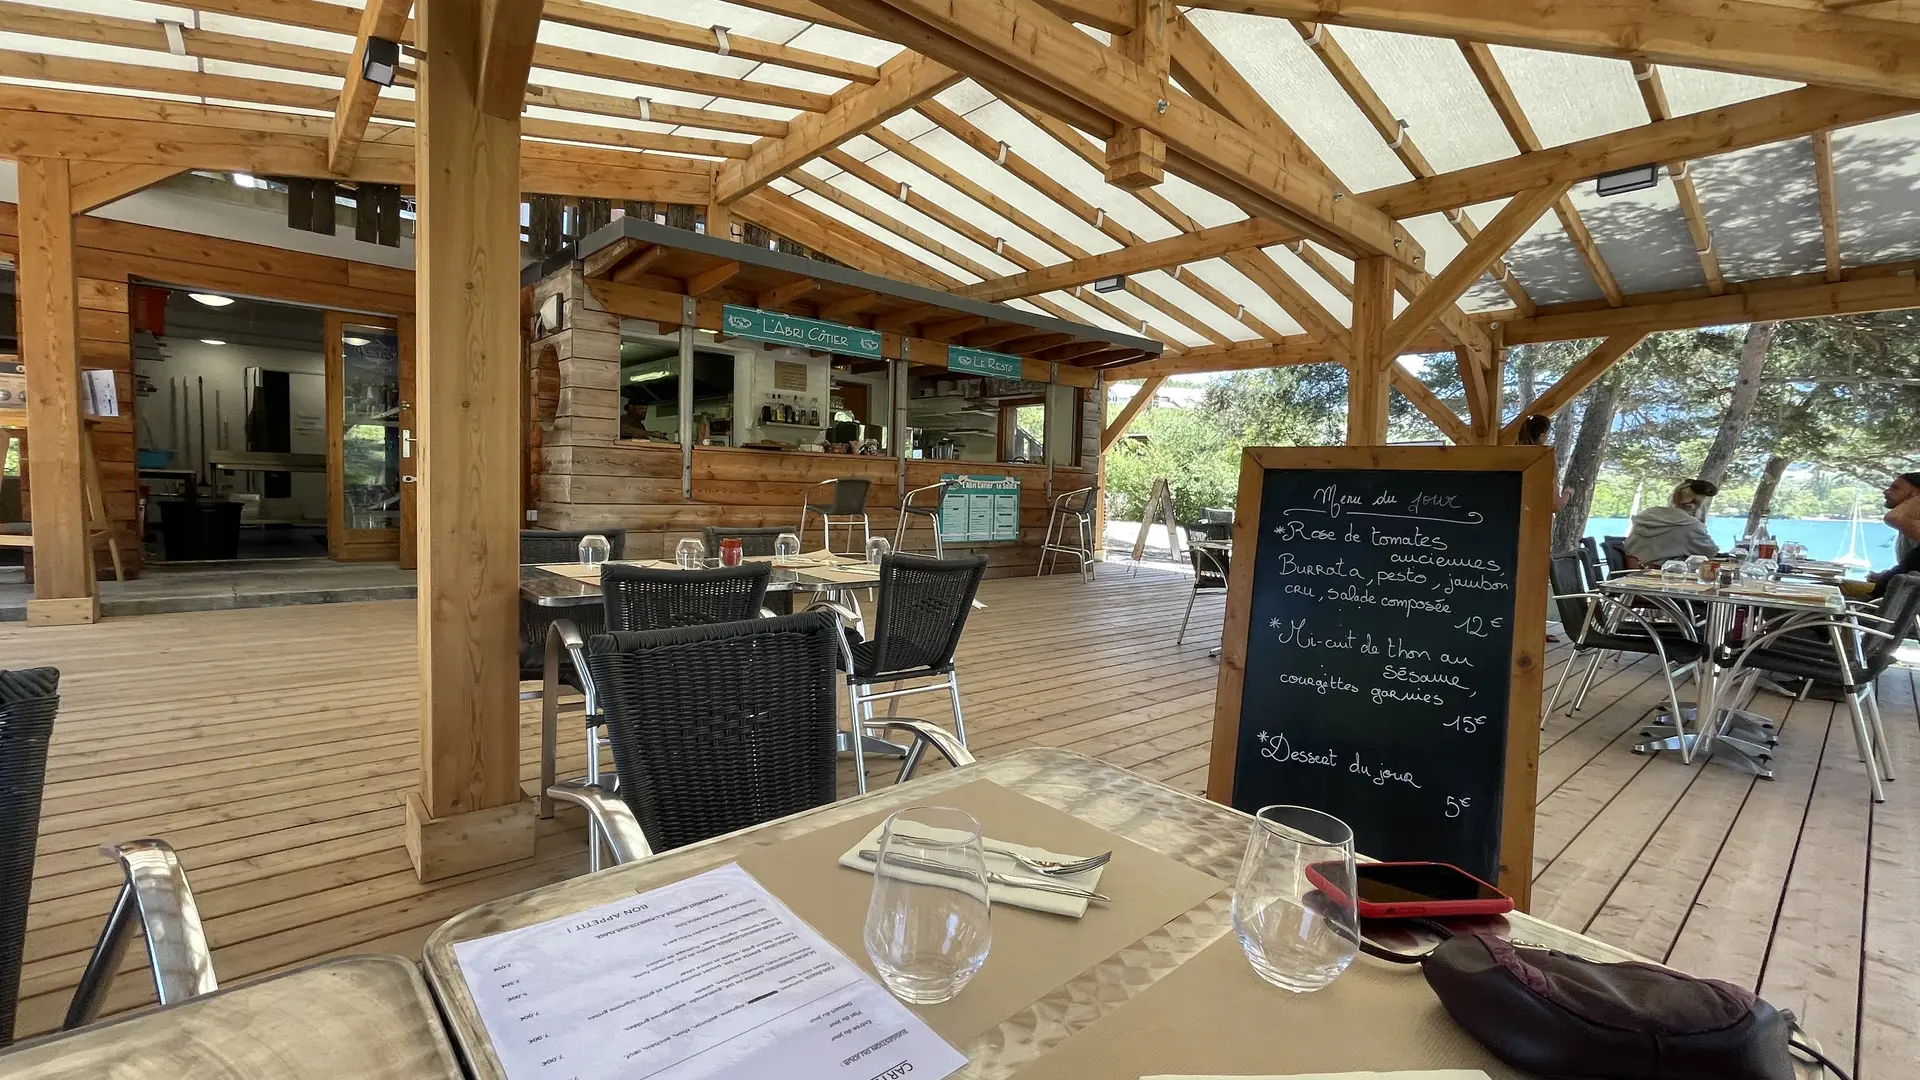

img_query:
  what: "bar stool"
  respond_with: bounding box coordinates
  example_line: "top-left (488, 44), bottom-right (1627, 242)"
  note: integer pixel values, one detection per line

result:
top-left (1037, 485), bottom-right (1097, 582)
top-left (893, 479), bottom-right (951, 558)
top-left (800, 477), bottom-right (872, 555)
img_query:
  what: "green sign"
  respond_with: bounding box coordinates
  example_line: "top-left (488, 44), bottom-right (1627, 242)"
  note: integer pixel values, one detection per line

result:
top-left (721, 304), bottom-right (882, 359)
top-left (939, 474), bottom-right (1021, 544)
top-left (946, 345), bottom-right (1025, 379)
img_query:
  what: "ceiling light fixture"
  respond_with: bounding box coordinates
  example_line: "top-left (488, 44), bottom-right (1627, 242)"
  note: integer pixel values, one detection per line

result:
top-left (200, 338), bottom-right (227, 346)
top-left (232, 172), bottom-right (256, 189)
top-left (344, 335), bottom-right (371, 347)
top-left (628, 369), bottom-right (673, 383)
top-left (188, 292), bottom-right (235, 308)
top-left (1595, 164), bottom-right (1659, 197)
top-left (1091, 275), bottom-right (1126, 293)
top-left (362, 35), bottom-right (399, 87)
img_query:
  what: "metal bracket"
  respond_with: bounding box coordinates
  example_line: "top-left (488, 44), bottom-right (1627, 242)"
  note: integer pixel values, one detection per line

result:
top-left (711, 25), bottom-right (731, 55)
top-left (159, 19), bottom-right (187, 55)
top-left (635, 96), bottom-right (652, 122)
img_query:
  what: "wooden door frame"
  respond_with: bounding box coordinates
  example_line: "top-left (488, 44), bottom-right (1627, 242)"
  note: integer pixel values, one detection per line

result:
top-left (324, 310), bottom-right (404, 562)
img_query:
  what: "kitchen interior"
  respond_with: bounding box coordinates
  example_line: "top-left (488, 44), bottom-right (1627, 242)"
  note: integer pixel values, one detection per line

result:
top-left (617, 321), bottom-right (1080, 467)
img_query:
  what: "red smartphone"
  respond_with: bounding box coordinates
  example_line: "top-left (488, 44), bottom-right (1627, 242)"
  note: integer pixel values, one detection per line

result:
top-left (1305, 861), bottom-right (1514, 919)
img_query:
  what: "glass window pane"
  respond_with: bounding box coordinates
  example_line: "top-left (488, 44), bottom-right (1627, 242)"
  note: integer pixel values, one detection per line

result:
top-left (340, 324), bottom-right (400, 532)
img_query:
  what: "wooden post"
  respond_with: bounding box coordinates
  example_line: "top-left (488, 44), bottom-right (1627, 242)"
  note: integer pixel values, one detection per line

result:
top-left (404, 0), bottom-right (537, 881)
top-left (705, 199), bottom-right (733, 240)
top-left (1478, 325), bottom-right (1506, 445)
top-left (1345, 255), bottom-right (1393, 446)
top-left (17, 157), bottom-right (98, 626)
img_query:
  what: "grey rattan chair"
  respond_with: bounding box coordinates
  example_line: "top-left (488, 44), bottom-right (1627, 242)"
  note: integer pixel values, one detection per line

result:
top-left (800, 478), bottom-right (872, 554)
top-left (546, 612), bottom-right (972, 865)
top-left (894, 479), bottom-right (952, 557)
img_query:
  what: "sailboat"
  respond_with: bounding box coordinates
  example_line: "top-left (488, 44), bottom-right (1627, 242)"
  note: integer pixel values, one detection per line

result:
top-left (1836, 490), bottom-right (1871, 569)
top-left (1627, 481), bottom-right (1643, 519)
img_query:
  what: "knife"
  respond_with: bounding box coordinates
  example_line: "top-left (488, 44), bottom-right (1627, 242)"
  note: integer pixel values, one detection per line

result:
top-left (857, 849), bottom-right (1110, 903)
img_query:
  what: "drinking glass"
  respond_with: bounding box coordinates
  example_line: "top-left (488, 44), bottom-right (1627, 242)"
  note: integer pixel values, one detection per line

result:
top-left (577, 534), bottom-right (610, 567)
top-left (675, 537), bottom-right (705, 570)
top-left (865, 536), bottom-right (893, 566)
top-left (719, 537), bottom-right (744, 568)
top-left (863, 807), bottom-right (991, 1005)
top-left (1232, 805), bottom-right (1357, 993)
top-left (1660, 558), bottom-right (1689, 583)
top-left (775, 531), bottom-right (802, 559)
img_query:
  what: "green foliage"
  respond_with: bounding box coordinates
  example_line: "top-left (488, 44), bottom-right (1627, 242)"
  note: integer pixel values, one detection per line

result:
top-left (1105, 401), bottom-right (1240, 521)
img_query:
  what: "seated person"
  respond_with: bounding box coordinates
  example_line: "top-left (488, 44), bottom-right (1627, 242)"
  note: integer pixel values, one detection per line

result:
top-left (1623, 478), bottom-right (1719, 568)
top-left (620, 399), bottom-right (654, 441)
top-left (1867, 471), bottom-right (1920, 600)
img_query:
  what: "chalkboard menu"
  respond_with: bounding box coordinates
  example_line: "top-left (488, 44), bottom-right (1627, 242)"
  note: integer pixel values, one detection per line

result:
top-left (1207, 447), bottom-right (1552, 903)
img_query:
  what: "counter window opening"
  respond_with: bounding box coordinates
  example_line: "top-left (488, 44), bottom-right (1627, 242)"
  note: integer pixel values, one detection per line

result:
top-left (615, 329), bottom-right (739, 448)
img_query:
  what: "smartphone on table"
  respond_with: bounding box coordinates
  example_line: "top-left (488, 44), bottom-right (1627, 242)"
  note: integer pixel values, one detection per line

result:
top-left (1305, 860), bottom-right (1514, 919)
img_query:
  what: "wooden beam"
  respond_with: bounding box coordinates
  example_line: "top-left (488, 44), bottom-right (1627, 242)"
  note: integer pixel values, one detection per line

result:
top-left (1458, 346), bottom-right (1491, 442)
top-left (920, 314), bottom-right (987, 341)
top-left (1458, 41), bottom-right (1623, 308)
top-left (1104, 0), bottom-right (1170, 189)
top-left (1502, 334), bottom-right (1647, 433)
top-left (1183, 0), bottom-right (1920, 99)
top-left (68, 163), bottom-right (183, 214)
top-left (1345, 256), bottom-right (1393, 445)
top-left (16, 156), bottom-right (95, 623)
top-left (1115, 336), bottom-right (1335, 377)
top-left (531, 41), bottom-right (835, 113)
top-left (1631, 62), bottom-right (1726, 295)
top-left (684, 260), bottom-right (742, 298)
top-left (714, 52), bottom-right (960, 203)
top-left (1478, 329), bottom-right (1506, 445)
top-left (478, 0), bottom-right (546, 119)
top-left (1389, 365), bottom-right (1471, 445)
top-left (409, 0), bottom-right (532, 872)
top-left (1101, 375), bottom-right (1165, 450)
top-left (1377, 183), bottom-right (1566, 363)
top-left (820, 291), bottom-right (883, 322)
top-left (610, 245), bottom-right (668, 284)
top-left (1813, 131), bottom-right (1844, 283)
top-left (754, 277), bottom-right (818, 309)
top-left (958, 218), bottom-right (1285, 301)
top-left (836, 0), bottom-right (1423, 266)
top-left (1497, 260), bottom-right (1920, 343)
top-left (329, 0), bottom-right (411, 172)
top-left (704, 199), bottom-right (732, 241)
top-left (540, 0), bottom-right (882, 83)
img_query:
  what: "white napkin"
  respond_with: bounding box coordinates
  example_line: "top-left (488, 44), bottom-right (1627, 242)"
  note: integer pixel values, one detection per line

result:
top-left (837, 822), bottom-right (1107, 918)
top-left (776, 548), bottom-right (860, 567)
top-left (1143, 1073), bottom-right (1490, 1079)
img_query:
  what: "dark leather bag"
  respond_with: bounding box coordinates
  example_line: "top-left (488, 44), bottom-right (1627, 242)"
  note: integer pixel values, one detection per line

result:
top-left (1421, 933), bottom-right (1795, 1080)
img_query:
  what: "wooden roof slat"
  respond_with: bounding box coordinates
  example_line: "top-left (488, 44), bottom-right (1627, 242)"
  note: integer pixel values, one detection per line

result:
top-left (540, 0), bottom-right (883, 84)
top-left (1812, 130), bottom-right (1845, 284)
top-left (1632, 62), bottom-right (1728, 296)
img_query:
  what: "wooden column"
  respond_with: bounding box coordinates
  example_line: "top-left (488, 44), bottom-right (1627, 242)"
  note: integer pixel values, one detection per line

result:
top-left (17, 157), bottom-right (98, 626)
top-left (704, 199), bottom-right (732, 241)
top-left (1477, 327), bottom-right (1506, 445)
top-left (404, 0), bottom-right (536, 881)
top-left (1344, 255), bottom-right (1393, 446)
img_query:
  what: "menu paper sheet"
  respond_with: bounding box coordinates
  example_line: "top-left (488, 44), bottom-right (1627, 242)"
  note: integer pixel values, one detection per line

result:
top-left (453, 863), bottom-right (967, 1080)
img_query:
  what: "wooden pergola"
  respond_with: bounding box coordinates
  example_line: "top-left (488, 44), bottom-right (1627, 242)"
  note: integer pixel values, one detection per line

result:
top-left (4, 0), bottom-right (1918, 880)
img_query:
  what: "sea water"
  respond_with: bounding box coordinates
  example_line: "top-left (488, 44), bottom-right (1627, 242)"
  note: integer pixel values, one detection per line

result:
top-left (1585, 516), bottom-right (1900, 573)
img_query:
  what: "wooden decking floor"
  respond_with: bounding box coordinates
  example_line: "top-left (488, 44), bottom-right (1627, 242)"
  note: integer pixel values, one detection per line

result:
top-left (4, 566), bottom-right (1916, 1076)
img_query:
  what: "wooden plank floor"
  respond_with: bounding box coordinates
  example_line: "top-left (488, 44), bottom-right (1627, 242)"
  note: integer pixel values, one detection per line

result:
top-left (4, 566), bottom-right (1916, 1076)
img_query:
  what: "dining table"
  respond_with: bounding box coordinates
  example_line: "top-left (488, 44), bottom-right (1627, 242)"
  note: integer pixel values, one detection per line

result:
top-left (1599, 567), bottom-right (1849, 779)
top-left (0, 956), bottom-right (465, 1080)
top-left (420, 747), bottom-right (1833, 1080)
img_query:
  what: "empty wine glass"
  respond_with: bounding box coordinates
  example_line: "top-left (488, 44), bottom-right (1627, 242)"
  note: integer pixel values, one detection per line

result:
top-left (1660, 558), bottom-right (1689, 583)
top-left (865, 536), bottom-right (892, 566)
top-left (675, 537), bottom-right (705, 569)
top-left (863, 806), bottom-right (991, 1005)
top-left (1232, 805), bottom-right (1357, 993)
top-left (775, 531), bottom-right (801, 560)
top-left (577, 534), bottom-right (610, 567)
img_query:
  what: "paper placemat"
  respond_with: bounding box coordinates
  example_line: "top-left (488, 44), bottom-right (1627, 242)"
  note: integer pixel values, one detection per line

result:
top-left (735, 779), bottom-right (1227, 1049)
top-left (799, 563), bottom-right (882, 584)
top-left (1008, 935), bottom-right (1531, 1080)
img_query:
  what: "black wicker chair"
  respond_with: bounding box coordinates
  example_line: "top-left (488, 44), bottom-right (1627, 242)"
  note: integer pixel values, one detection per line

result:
top-left (1178, 544), bottom-right (1230, 645)
top-left (1721, 572), bottom-right (1920, 804)
top-left (601, 563), bottom-right (770, 632)
top-left (545, 612), bottom-right (972, 864)
top-left (518, 528), bottom-right (627, 683)
top-left (701, 525), bottom-right (790, 558)
top-left (1, 667), bottom-right (58, 1048)
top-left (1579, 536), bottom-right (1607, 586)
top-left (1601, 534), bottom-right (1630, 576)
top-left (829, 553), bottom-right (986, 793)
top-left (1545, 554), bottom-right (1704, 745)
top-left (800, 478), bottom-right (872, 554)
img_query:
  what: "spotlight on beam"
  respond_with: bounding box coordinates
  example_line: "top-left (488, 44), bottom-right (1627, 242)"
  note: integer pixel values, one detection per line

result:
top-left (1595, 165), bottom-right (1658, 197)
top-left (362, 36), bottom-right (399, 87)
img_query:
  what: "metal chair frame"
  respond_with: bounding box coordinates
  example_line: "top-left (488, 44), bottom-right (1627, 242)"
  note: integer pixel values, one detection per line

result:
top-left (1178, 545), bottom-right (1229, 645)
top-left (1038, 485), bottom-right (1097, 582)
top-left (64, 840), bottom-right (217, 1031)
top-left (1547, 591), bottom-right (1702, 760)
top-left (800, 478), bottom-right (872, 555)
top-left (894, 479), bottom-right (952, 558)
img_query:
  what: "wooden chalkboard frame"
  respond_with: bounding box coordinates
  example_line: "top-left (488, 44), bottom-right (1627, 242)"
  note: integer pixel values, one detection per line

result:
top-left (1204, 445), bottom-right (1554, 910)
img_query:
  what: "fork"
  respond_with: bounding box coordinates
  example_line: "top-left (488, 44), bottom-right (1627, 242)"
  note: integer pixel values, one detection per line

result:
top-left (984, 844), bottom-right (1112, 877)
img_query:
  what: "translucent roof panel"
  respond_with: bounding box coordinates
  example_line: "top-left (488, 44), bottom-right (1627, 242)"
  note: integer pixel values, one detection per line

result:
top-left (1650, 66), bottom-right (1798, 116)
top-left (771, 177), bottom-right (977, 284)
top-left (1691, 138), bottom-right (1828, 283)
top-left (955, 99), bottom-right (1180, 244)
top-left (1486, 46), bottom-right (1647, 147)
top-left (1133, 269), bottom-right (1261, 342)
top-left (1262, 243), bottom-right (1354, 326)
top-left (899, 126), bottom-right (1119, 258)
top-left (1182, 258), bottom-right (1309, 337)
top-left (1325, 28), bottom-right (1519, 173)
top-left (783, 24), bottom-right (905, 68)
top-left (851, 148), bottom-right (1072, 263)
top-left (1153, 173), bottom-right (1248, 230)
top-left (803, 164), bottom-right (1026, 277)
top-left (1183, 11), bottom-right (1413, 194)
top-left (1502, 225), bottom-right (1608, 305)
top-left (1832, 114), bottom-right (1920, 267)
top-left (1568, 178), bottom-right (1706, 296)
